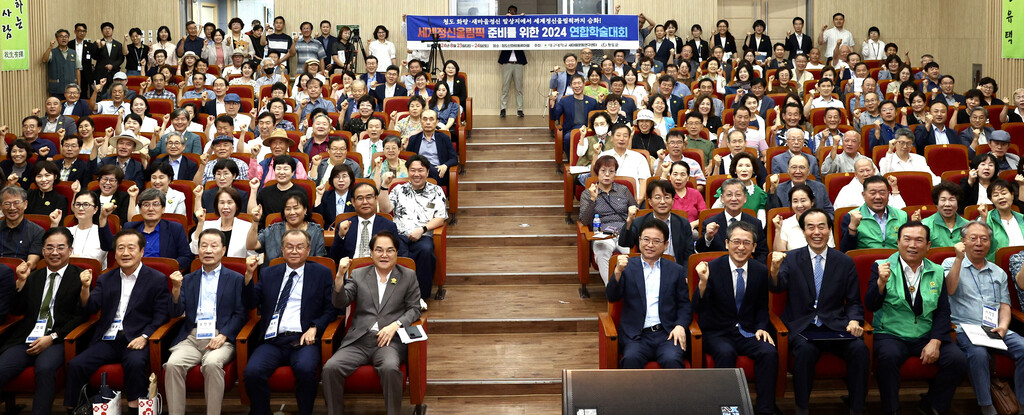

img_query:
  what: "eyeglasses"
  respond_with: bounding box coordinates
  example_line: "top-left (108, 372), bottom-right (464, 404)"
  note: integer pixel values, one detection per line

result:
top-left (166, 141), bottom-right (183, 146)
top-left (649, 195), bottom-right (670, 201)
top-left (728, 239), bottom-right (754, 246)
top-left (1, 200), bottom-right (23, 208)
top-left (640, 237), bottom-right (665, 245)
top-left (283, 244), bottom-right (308, 252)
top-left (373, 247), bottom-right (397, 255)
top-left (965, 235), bottom-right (990, 243)
top-left (73, 202), bottom-right (96, 209)
top-left (140, 201), bottom-right (163, 209)
top-left (99, 177), bottom-right (118, 184)
top-left (353, 195), bottom-right (376, 202)
top-left (43, 244), bottom-right (68, 252)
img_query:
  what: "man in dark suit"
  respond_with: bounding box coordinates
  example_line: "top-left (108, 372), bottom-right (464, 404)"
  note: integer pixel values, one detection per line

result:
top-left (0, 228), bottom-right (87, 415)
top-left (865, 222), bottom-right (966, 415)
top-left (60, 84), bottom-right (93, 118)
top-left (935, 75), bottom-right (965, 107)
top-left (322, 231), bottom-right (421, 415)
top-left (329, 182), bottom-right (405, 261)
top-left (654, 75), bottom-right (686, 117)
top-left (163, 229), bottom-right (247, 415)
top-left (93, 22), bottom-right (124, 92)
top-left (160, 132), bottom-right (201, 181)
top-left (549, 74), bottom-right (600, 160)
top-left (696, 178), bottom-right (768, 263)
top-left (405, 110), bottom-right (458, 188)
top-left (64, 228), bottom-right (170, 412)
top-left (57, 133), bottom-right (94, 191)
top-left (371, 65), bottom-right (408, 111)
top-left (358, 56), bottom-right (387, 89)
top-left (242, 229), bottom-right (338, 415)
top-left (693, 220), bottom-right (779, 415)
top-left (607, 220), bottom-right (691, 368)
top-left (769, 209), bottom-right (869, 415)
top-left (69, 23), bottom-right (97, 98)
top-left (914, 101), bottom-right (964, 155)
top-left (98, 189), bottom-right (194, 272)
top-left (97, 134), bottom-right (147, 186)
top-left (618, 180), bottom-right (694, 263)
top-left (785, 18), bottom-right (813, 61)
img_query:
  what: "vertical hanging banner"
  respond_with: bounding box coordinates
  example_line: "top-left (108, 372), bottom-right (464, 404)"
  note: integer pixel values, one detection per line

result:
top-left (0, 0), bottom-right (28, 70)
top-left (1004, 0), bottom-right (1024, 58)
top-left (405, 15), bottom-right (640, 51)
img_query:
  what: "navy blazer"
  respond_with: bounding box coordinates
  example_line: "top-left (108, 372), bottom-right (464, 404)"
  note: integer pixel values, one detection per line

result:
top-left (771, 247), bottom-right (863, 336)
top-left (406, 131), bottom-right (459, 168)
top-left (371, 84), bottom-right (408, 110)
top-left (85, 265), bottom-right (170, 344)
top-left (313, 190), bottom-right (356, 225)
top-left (171, 266), bottom-right (247, 345)
top-left (99, 219), bottom-right (195, 272)
top-left (692, 255), bottom-right (770, 335)
top-left (695, 211), bottom-right (768, 263)
top-left (648, 38), bottom-right (676, 66)
top-left (550, 95), bottom-right (600, 134)
top-left (97, 156), bottom-right (145, 188)
top-left (359, 72), bottom-right (386, 87)
top-left (958, 126), bottom-right (994, 159)
top-left (606, 257), bottom-right (691, 341)
top-left (0, 264), bottom-right (13, 320)
top-left (162, 155), bottom-right (200, 182)
top-left (63, 158), bottom-right (95, 190)
top-left (617, 213), bottom-right (694, 263)
top-left (242, 261), bottom-right (338, 339)
top-left (913, 124), bottom-right (966, 155)
top-left (200, 99), bottom-right (220, 116)
top-left (328, 214), bottom-right (406, 261)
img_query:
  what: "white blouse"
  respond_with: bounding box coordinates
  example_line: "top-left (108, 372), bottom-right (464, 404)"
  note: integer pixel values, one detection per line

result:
top-left (68, 225), bottom-right (107, 264)
top-left (163, 187), bottom-right (187, 215)
top-left (190, 217), bottom-right (257, 258)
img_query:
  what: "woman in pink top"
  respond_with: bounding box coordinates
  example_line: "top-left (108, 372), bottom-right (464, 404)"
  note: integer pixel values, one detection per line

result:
top-left (663, 160), bottom-right (706, 230)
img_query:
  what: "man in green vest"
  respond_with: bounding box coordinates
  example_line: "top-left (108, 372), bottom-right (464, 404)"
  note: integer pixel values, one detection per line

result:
top-left (840, 175), bottom-right (908, 252)
top-left (42, 29), bottom-right (80, 101)
top-left (917, 181), bottom-right (968, 248)
top-left (865, 221), bottom-right (966, 415)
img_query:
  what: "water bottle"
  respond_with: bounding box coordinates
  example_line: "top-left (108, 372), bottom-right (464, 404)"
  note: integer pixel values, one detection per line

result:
top-left (94, 372), bottom-right (116, 403)
top-left (593, 214), bottom-right (601, 233)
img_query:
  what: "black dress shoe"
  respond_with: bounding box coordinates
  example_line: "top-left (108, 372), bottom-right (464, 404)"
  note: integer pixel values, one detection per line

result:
top-left (500, 109), bottom-right (506, 118)
top-left (517, 110), bottom-right (524, 117)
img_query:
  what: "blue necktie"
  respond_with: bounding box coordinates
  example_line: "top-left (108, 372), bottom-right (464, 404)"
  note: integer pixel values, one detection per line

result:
top-left (813, 254), bottom-right (824, 326)
top-left (736, 269), bottom-right (754, 338)
top-left (274, 271), bottom-right (297, 330)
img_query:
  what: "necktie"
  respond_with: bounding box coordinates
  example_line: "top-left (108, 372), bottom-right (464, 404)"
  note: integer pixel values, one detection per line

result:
top-left (358, 220), bottom-right (371, 258)
top-left (736, 269), bottom-right (754, 338)
top-left (729, 218), bottom-right (737, 225)
top-left (813, 255), bottom-right (824, 326)
top-left (39, 272), bottom-right (58, 331)
top-left (274, 271), bottom-right (297, 331)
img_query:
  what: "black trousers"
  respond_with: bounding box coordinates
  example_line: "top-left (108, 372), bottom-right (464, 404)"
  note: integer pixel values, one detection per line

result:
top-left (874, 333), bottom-right (967, 413)
top-left (789, 328), bottom-right (869, 412)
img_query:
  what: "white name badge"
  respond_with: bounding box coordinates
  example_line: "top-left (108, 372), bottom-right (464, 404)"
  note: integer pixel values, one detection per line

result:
top-left (983, 305), bottom-right (999, 328)
top-left (197, 316), bottom-right (216, 340)
top-left (268, 40), bottom-right (288, 50)
top-left (264, 314), bottom-right (280, 339)
top-left (102, 318), bottom-right (123, 341)
top-left (26, 319), bottom-right (47, 343)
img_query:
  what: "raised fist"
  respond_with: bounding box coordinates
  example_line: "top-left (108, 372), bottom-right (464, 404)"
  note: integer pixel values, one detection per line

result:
top-left (15, 262), bottom-right (31, 282)
top-left (337, 257), bottom-right (352, 279)
top-left (336, 220), bottom-right (351, 235)
top-left (169, 271), bottom-right (183, 287)
top-left (249, 177), bottom-right (261, 191)
top-left (953, 241), bottom-right (966, 260)
top-left (696, 261), bottom-right (710, 282)
top-left (80, 269), bottom-right (93, 287)
top-left (772, 214), bottom-right (783, 229)
top-left (627, 205), bottom-right (638, 220)
top-left (705, 222), bottom-right (720, 240)
top-left (770, 252), bottom-right (786, 270)
top-left (614, 255), bottom-right (629, 275)
top-left (381, 171), bottom-right (395, 188)
top-left (587, 183), bottom-right (599, 200)
top-left (877, 261), bottom-right (891, 287)
top-left (849, 209), bottom-right (863, 225)
top-left (126, 185), bottom-right (139, 198)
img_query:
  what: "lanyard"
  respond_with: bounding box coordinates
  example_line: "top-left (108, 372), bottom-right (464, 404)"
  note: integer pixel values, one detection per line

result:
top-left (967, 266), bottom-right (995, 300)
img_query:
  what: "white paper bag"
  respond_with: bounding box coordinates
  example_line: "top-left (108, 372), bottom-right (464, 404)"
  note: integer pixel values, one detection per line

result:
top-left (92, 391), bottom-right (121, 415)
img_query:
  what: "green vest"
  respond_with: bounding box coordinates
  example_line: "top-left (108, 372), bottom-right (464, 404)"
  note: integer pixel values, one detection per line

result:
top-left (872, 253), bottom-right (945, 340)
top-left (856, 204), bottom-right (907, 249)
top-left (986, 209), bottom-right (1024, 261)
top-left (920, 213), bottom-right (968, 248)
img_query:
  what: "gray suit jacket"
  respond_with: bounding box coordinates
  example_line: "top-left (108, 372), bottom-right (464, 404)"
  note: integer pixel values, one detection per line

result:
top-left (334, 265), bottom-right (421, 349)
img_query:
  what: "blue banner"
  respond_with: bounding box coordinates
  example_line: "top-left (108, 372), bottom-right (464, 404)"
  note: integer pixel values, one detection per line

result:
top-left (405, 15), bottom-right (640, 51)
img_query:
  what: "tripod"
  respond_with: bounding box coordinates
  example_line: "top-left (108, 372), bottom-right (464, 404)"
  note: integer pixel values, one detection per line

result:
top-left (426, 33), bottom-right (446, 77)
top-left (350, 28), bottom-right (368, 73)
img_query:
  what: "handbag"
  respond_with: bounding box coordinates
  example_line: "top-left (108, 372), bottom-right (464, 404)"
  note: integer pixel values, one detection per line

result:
top-left (71, 385), bottom-right (91, 415)
top-left (991, 359), bottom-right (1020, 415)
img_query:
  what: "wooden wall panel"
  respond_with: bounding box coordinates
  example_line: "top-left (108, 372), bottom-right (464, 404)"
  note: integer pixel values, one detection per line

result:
top-left (0, 0), bottom-right (180, 128)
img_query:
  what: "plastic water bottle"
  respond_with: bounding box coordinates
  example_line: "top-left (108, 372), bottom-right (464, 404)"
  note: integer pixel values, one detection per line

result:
top-left (593, 214), bottom-right (601, 233)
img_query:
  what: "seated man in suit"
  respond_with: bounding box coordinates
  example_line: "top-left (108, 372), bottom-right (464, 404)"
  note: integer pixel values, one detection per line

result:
top-left (935, 75), bottom-right (965, 107)
top-left (164, 229), bottom-right (247, 415)
top-left (378, 155), bottom-right (447, 305)
top-left (158, 131), bottom-right (201, 181)
top-left (550, 74), bottom-right (601, 159)
top-left (310, 135), bottom-right (363, 186)
top-left (944, 222), bottom-right (1024, 415)
top-left (242, 230), bottom-right (338, 415)
top-left (766, 154), bottom-right (833, 216)
top-left (840, 175), bottom-right (909, 252)
top-left (322, 231), bottom-right (421, 415)
top-left (97, 134), bottom-right (146, 186)
top-left (405, 110), bottom-right (457, 188)
top-left (693, 220), bottom-right (779, 415)
top-left (865, 221), bottom-right (966, 415)
top-left (65, 228), bottom-right (170, 412)
top-left (0, 228), bottom-right (87, 415)
top-left (769, 208), bottom-right (869, 415)
top-left (607, 220), bottom-right (691, 368)
top-left (98, 188), bottom-right (194, 272)
top-left (371, 65), bottom-right (408, 111)
top-left (56, 133), bottom-right (95, 193)
top-left (330, 182), bottom-right (404, 261)
top-left (770, 128), bottom-right (820, 178)
top-left (913, 101), bottom-right (963, 154)
top-left (958, 107), bottom-right (993, 160)
top-left (696, 178), bottom-right (768, 263)
top-left (618, 180), bottom-right (694, 263)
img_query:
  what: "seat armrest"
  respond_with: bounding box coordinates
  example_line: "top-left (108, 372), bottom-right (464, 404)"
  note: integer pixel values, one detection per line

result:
top-left (770, 313), bottom-right (789, 397)
top-left (236, 315), bottom-right (261, 405)
top-left (448, 170), bottom-right (458, 213)
top-left (64, 316), bottom-right (99, 363)
top-left (434, 224), bottom-right (447, 287)
top-left (563, 163), bottom-right (574, 216)
top-left (408, 316), bottom-right (427, 405)
top-left (464, 98), bottom-right (473, 133)
top-left (149, 316), bottom-right (185, 380)
top-left (575, 222), bottom-right (592, 286)
top-left (597, 312), bottom-right (618, 369)
top-left (457, 129), bottom-right (467, 167)
top-left (689, 321), bottom-right (703, 368)
top-left (321, 317), bottom-right (343, 363)
top-left (0, 315), bottom-right (24, 336)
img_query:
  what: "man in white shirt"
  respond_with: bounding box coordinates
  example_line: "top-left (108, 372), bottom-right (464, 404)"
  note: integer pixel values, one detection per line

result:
top-left (818, 12), bottom-right (855, 60)
top-left (597, 123), bottom-right (652, 201)
top-left (834, 158), bottom-right (907, 209)
top-left (878, 129), bottom-right (939, 184)
top-left (804, 78), bottom-right (844, 118)
top-left (355, 118), bottom-right (386, 177)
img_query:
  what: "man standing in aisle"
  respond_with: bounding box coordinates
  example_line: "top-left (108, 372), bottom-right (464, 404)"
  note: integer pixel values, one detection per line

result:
top-left (497, 5), bottom-right (526, 118)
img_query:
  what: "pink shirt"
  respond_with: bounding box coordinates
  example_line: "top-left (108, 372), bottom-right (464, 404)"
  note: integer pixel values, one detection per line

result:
top-left (672, 188), bottom-right (706, 221)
